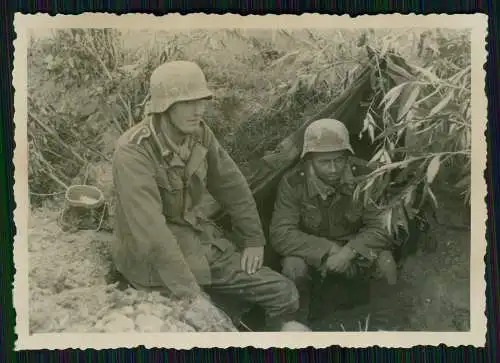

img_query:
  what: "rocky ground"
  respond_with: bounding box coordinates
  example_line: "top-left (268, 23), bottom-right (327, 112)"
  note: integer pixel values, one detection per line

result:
top-left (28, 184), bottom-right (470, 333)
top-left (28, 209), bottom-right (236, 333)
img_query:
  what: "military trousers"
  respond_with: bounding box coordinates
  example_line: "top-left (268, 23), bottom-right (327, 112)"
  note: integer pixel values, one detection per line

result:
top-left (281, 256), bottom-right (373, 322)
top-left (128, 241), bottom-right (299, 331)
top-left (203, 243), bottom-right (299, 330)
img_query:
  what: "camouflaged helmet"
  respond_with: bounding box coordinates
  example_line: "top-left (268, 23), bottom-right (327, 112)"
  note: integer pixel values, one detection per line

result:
top-left (301, 118), bottom-right (354, 158)
top-left (148, 61), bottom-right (213, 114)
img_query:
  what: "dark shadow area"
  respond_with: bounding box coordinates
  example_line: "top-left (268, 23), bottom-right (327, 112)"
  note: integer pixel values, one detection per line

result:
top-left (210, 50), bottom-right (434, 330)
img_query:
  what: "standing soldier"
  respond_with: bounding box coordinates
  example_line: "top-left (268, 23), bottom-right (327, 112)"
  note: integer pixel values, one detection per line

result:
top-left (269, 118), bottom-right (398, 324)
top-left (111, 61), bottom-right (304, 331)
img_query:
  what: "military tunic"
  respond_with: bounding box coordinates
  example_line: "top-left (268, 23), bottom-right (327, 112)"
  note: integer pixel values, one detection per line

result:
top-left (270, 158), bottom-right (393, 271)
top-left (112, 116), bottom-right (298, 322)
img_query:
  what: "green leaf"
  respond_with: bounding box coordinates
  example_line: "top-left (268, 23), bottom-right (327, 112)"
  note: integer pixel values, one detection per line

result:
top-left (359, 113), bottom-right (371, 140)
top-left (362, 176), bottom-right (377, 192)
top-left (462, 187), bottom-right (471, 206)
top-left (368, 123), bottom-right (375, 143)
top-left (369, 148), bottom-right (384, 165)
top-left (410, 64), bottom-right (441, 84)
top-left (415, 122), bottom-right (438, 135)
top-left (428, 91), bottom-right (454, 118)
top-left (415, 86), bottom-right (445, 110)
top-left (269, 50), bottom-right (300, 68)
top-left (385, 208), bottom-right (393, 234)
top-left (397, 84), bottom-right (420, 122)
top-left (448, 65), bottom-right (471, 84)
top-left (366, 112), bottom-right (376, 126)
top-left (404, 186), bottom-right (416, 207)
top-left (426, 185), bottom-right (439, 209)
top-left (363, 187), bottom-right (370, 206)
top-left (380, 82), bottom-right (408, 112)
top-left (383, 149), bottom-right (392, 163)
top-left (353, 184), bottom-right (361, 201)
top-left (454, 175), bottom-right (471, 189)
top-left (449, 123), bottom-right (457, 134)
top-left (367, 159), bottom-right (414, 178)
top-left (386, 57), bottom-right (416, 81)
top-left (426, 155), bottom-right (441, 183)
top-left (379, 38), bottom-right (391, 59)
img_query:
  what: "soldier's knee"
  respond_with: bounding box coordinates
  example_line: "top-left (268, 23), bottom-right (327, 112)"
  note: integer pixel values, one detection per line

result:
top-left (281, 256), bottom-right (309, 282)
top-left (260, 273), bottom-right (300, 323)
top-left (280, 276), bottom-right (300, 312)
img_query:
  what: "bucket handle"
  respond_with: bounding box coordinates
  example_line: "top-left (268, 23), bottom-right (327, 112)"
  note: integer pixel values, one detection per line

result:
top-left (58, 201), bottom-right (108, 232)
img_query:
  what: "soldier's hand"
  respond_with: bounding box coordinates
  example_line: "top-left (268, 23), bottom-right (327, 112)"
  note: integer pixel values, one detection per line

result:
top-left (325, 246), bottom-right (356, 274)
top-left (241, 246), bottom-right (264, 275)
top-left (328, 241), bottom-right (343, 255)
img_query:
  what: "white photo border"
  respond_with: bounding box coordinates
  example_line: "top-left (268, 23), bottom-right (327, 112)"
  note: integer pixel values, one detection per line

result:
top-left (12, 12), bottom-right (488, 350)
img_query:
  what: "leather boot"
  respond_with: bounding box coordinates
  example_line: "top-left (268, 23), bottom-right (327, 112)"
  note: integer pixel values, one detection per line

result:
top-left (294, 278), bottom-right (312, 325)
top-left (376, 250), bottom-right (398, 285)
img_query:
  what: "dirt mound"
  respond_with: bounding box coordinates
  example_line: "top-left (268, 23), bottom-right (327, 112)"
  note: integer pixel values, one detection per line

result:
top-left (29, 209), bottom-right (236, 333)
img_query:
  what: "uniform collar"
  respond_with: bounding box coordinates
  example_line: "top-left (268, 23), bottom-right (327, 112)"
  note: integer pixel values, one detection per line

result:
top-left (304, 160), bottom-right (355, 200)
top-left (306, 162), bottom-right (336, 200)
top-left (148, 115), bottom-right (191, 166)
top-left (148, 115), bottom-right (172, 158)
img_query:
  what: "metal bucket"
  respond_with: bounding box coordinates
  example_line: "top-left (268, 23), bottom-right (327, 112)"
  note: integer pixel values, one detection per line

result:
top-left (65, 185), bottom-right (105, 210)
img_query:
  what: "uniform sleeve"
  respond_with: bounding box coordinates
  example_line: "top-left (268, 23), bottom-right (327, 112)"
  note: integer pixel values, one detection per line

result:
top-left (345, 200), bottom-right (393, 261)
top-left (204, 127), bottom-right (266, 248)
top-left (113, 145), bottom-right (202, 298)
top-left (269, 175), bottom-right (335, 268)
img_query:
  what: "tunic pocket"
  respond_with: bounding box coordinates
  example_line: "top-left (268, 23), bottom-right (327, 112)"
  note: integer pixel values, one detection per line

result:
top-left (343, 199), bottom-right (364, 230)
top-left (156, 169), bottom-right (184, 219)
top-left (300, 203), bottom-right (322, 231)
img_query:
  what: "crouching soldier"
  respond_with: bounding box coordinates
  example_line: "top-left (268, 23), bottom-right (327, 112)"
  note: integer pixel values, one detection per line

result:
top-left (112, 61), bottom-right (305, 331)
top-left (269, 118), bottom-right (398, 323)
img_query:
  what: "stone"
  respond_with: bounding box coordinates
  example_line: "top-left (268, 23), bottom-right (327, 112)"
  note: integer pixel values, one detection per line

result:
top-left (181, 296), bottom-right (236, 332)
top-left (103, 314), bottom-right (135, 332)
top-left (135, 313), bottom-right (163, 332)
top-left (121, 306), bottom-right (134, 316)
top-left (151, 304), bottom-right (173, 319)
top-left (281, 321), bottom-right (312, 332)
top-left (160, 318), bottom-right (196, 332)
top-left (136, 302), bottom-right (153, 315)
top-left (101, 311), bottom-right (125, 323)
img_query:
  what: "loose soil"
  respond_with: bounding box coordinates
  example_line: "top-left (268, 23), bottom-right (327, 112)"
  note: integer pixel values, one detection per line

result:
top-left (312, 184), bottom-right (471, 332)
top-left (28, 208), bottom-right (236, 333)
top-left (28, 185), bottom-right (470, 333)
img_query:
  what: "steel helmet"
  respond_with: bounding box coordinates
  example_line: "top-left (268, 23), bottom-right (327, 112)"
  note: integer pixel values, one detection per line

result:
top-left (301, 118), bottom-right (354, 158)
top-left (149, 61), bottom-right (213, 114)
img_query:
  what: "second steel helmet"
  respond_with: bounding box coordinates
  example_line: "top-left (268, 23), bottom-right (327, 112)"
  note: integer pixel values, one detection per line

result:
top-left (301, 119), bottom-right (354, 158)
top-left (149, 61), bottom-right (213, 114)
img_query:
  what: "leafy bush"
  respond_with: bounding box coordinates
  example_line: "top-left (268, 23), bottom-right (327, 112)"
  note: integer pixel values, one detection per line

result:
top-left (350, 30), bottom-right (471, 237)
top-left (28, 28), bottom-right (471, 221)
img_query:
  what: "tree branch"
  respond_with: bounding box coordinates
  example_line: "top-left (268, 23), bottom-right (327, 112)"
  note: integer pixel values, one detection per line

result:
top-left (29, 111), bottom-right (88, 165)
top-left (33, 150), bottom-right (69, 189)
top-left (82, 31), bottom-right (132, 126)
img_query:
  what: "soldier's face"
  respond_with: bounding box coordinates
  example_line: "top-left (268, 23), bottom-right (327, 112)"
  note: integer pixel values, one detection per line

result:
top-left (168, 99), bottom-right (208, 134)
top-left (311, 151), bottom-right (348, 185)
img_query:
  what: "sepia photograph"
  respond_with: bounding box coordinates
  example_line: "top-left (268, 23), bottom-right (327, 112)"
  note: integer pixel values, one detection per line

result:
top-left (13, 13), bottom-right (487, 349)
